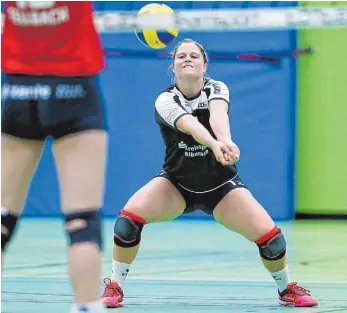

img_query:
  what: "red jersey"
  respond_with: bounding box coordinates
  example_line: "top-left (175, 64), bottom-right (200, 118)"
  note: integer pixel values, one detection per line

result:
top-left (1, 1), bottom-right (105, 76)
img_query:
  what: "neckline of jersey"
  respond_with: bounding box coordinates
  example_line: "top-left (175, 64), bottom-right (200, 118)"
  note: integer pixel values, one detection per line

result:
top-left (175, 84), bottom-right (202, 101)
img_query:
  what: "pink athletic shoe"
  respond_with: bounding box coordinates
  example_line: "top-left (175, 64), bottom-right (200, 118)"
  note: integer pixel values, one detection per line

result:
top-left (278, 282), bottom-right (318, 307)
top-left (100, 278), bottom-right (124, 308)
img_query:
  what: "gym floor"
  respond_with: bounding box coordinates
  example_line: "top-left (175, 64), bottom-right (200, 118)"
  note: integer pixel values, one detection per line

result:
top-left (2, 218), bottom-right (346, 313)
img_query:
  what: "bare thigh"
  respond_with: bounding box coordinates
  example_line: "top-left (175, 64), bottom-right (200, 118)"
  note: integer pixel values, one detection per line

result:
top-left (1, 134), bottom-right (44, 213)
top-left (213, 188), bottom-right (275, 241)
top-left (53, 130), bottom-right (107, 213)
top-left (124, 177), bottom-right (186, 223)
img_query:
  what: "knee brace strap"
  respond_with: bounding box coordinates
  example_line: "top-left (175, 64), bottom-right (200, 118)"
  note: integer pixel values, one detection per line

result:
top-left (64, 209), bottom-right (102, 251)
top-left (255, 225), bottom-right (286, 261)
top-left (114, 210), bottom-right (146, 248)
top-left (1, 209), bottom-right (19, 251)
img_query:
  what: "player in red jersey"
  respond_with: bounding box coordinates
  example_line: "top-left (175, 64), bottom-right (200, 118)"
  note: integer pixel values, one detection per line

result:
top-left (1, 2), bottom-right (107, 313)
top-left (1, 1), bottom-right (104, 75)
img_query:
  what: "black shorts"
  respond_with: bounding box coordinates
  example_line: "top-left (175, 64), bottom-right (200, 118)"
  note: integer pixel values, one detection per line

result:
top-left (155, 170), bottom-right (248, 216)
top-left (1, 74), bottom-right (107, 140)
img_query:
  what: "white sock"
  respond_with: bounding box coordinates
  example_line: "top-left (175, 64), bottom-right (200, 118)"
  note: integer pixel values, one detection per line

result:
top-left (70, 301), bottom-right (106, 313)
top-left (271, 265), bottom-right (292, 292)
top-left (111, 259), bottom-right (131, 287)
top-left (1, 207), bottom-right (9, 215)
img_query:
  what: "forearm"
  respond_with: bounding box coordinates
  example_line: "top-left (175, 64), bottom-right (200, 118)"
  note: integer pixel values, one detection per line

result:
top-left (177, 116), bottom-right (216, 149)
top-left (190, 122), bottom-right (217, 149)
top-left (210, 111), bottom-right (232, 142)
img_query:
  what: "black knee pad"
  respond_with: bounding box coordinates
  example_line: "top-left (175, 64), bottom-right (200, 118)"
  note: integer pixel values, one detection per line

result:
top-left (114, 212), bottom-right (145, 248)
top-left (256, 227), bottom-right (286, 261)
top-left (1, 210), bottom-right (19, 251)
top-left (64, 210), bottom-right (102, 251)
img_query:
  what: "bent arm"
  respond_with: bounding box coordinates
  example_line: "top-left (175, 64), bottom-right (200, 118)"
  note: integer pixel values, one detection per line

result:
top-left (209, 99), bottom-right (232, 142)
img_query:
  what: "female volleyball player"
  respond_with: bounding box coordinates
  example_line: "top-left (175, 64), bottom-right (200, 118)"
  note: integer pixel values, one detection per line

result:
top-left (2, 2), bottom-right (107, 313)
top-left (100, 39), bottom-right (318, 308)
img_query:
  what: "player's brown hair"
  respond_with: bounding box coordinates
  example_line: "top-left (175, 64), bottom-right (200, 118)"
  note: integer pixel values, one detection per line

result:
top-left (171, 38), bottom-right (209, 64)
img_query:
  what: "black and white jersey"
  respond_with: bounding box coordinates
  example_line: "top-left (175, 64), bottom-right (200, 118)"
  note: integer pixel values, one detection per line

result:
top-left (155, 77), bottom-right (238, 193)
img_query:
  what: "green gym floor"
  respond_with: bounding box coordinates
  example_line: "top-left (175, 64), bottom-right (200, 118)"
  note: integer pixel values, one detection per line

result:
top-left (2, 218), bottom-right (347, 313)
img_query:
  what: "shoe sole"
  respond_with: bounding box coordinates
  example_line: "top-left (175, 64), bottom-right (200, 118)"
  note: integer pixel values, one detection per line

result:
top-left (279, 299), bottom-right (318, 307)
top-left (101, 299), bottom-right (124, 308)
top-left (105, 303), bottom-right (124, 309)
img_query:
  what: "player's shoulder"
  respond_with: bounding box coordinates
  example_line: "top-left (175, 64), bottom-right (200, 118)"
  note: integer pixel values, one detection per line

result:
top-left (155, 85), bottom-right (176, 103)
top-left (159, 84), bottom-right (176, 96)
top-left (203, 77), bottom-right (228, 88)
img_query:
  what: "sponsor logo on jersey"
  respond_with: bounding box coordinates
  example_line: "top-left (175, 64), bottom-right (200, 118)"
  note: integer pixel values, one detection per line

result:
top-left (178, 141), bottom-right (209, 158)
top-left (8, 2), bottom-right (70, 26)
top-left (164, 107), bottom-right (180, 124)
top-left (208, 82), bottom-right (228, 97)
top-left (212, 82), bottom-right (222, 94)
top-left (178, 141), bottom-right (187, 149)
top-left (197, 101), bottom-right (208, 109)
